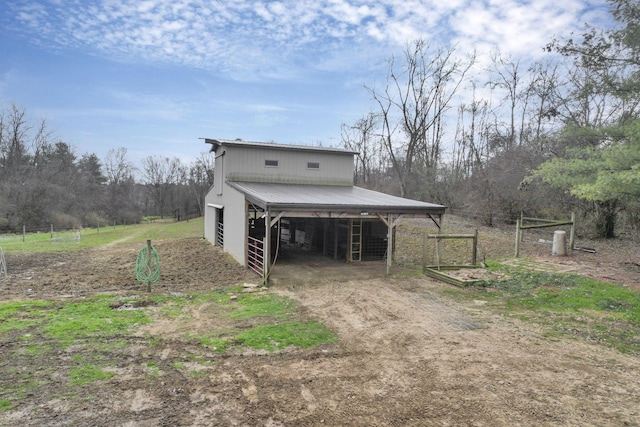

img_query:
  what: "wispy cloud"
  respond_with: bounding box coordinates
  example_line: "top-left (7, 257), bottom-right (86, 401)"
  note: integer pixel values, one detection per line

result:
top-left (3, 0), bottom-right (607, 81)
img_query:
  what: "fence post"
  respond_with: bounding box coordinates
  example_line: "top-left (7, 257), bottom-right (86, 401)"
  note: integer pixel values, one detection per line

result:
top-left (50, 224), bottom-right (54, 239)
top-left (569, 212), bottom-right (576, 251)
top-left (515, 219), bottom-right (521, 258)
top-left (23, 225), bottom-right (26, 242)
top-left (422, 233), bottom-right (428, 270)
top-left (472, 229), bottom-right (478, 265)
top-left (146, 240), bottom-right (153, 292)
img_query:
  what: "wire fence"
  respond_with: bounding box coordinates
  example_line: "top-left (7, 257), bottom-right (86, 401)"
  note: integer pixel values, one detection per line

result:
top-left (0, 217), bottom-right (190, 243)
top-left (2, 226), bottom-right (96, 243)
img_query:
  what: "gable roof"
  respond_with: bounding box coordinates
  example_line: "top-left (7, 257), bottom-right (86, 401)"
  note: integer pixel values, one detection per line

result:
top-left (203, 138), bottom-right (358, 155)
top-left (229, 182), bottom-right (446, 215)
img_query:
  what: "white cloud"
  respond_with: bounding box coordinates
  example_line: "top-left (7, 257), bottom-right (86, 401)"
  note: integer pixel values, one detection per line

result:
top-left (3, 0), bottom-right (610, 81)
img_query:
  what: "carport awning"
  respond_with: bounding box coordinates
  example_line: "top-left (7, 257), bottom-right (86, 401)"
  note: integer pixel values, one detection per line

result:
top-left (228, 182), bottom-right (446, 216)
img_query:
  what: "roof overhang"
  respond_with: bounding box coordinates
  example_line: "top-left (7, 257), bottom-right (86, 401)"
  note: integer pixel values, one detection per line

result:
top-left (229, 182), bottom-right (446, 218)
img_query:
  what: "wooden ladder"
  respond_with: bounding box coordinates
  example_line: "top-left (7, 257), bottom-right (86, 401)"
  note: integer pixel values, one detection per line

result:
top-left (350, 219), bottom-right (362, 261)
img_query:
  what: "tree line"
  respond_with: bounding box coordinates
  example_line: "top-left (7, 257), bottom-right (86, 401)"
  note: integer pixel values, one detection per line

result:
top-left (0, 106), bottom-right (214, 232)
top-left (341, 0), bottom-right (640, 238)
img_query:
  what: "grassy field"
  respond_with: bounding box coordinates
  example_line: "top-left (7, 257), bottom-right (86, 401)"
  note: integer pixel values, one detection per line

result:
top-left (0, 218), bottom-right (205, 253)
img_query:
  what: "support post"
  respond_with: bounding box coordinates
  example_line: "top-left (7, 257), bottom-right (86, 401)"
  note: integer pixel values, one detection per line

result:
top-left (472, 229), bottom-right (478, 265)
top-left (423, 233), bottom-right (428, 269)
top-left (323, 220), bottom-right (329, 256)
top-left (264, 210), bottom-right (271, 285)
top-left (520, 212), bottom-right (524, 241)
top-left (515, 219), bottom-right (521, 258)
top-left (146, 239), bottom-right (152, 292)
top-left (569, 212), bottom-right (576, 251)
top-left (386, 213), bottom-right (394, 276)
top-left (334, 225), bottom-right (338, 260)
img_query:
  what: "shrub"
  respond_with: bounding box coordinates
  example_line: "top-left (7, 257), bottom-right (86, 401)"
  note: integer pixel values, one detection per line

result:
top-left (83, 212), bottom-right (110, 228)
top-left (50, 212), bottom-right (82, 230)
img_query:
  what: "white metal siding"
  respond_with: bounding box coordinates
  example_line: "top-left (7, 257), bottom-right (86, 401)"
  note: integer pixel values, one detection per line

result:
top-left (220, 185), bottom-right (247, 266)
top-left (224, 145), bottom-right (354, 185)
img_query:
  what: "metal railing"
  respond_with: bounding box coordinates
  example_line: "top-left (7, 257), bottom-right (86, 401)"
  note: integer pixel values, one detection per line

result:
top-left (216, 222), bottom-right (224, 246)
top-left (247, 236), bottom-right (264, 276)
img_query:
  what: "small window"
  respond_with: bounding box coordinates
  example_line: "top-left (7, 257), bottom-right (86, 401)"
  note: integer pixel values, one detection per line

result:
top-left (265, 159), bottom-right (279, 167)
top-left (307, 162), bottom-right (320, 169)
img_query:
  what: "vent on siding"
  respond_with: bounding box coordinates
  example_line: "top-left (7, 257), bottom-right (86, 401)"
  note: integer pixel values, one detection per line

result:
top-left (265, 159), bottom-right (279, 167)
top-left (307, 162), bottom-right (320, 169)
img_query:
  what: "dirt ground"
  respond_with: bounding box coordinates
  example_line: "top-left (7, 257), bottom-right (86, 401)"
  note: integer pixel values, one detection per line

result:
top-left (1, 222), bottom-right (640, 426)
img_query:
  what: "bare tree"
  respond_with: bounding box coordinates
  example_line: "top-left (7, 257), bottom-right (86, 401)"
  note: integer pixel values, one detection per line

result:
top-left (103, 147), bottom-right (139, 223)
top-left (140, 155), bottom-right (184, 218)
top-left (486, 50), bottom-right (523, 149)
top-left (30, 117), bottom-right (54, 173)
top-left (0, 105), bottom-right (30, 180)
top-left (188, 152), bottom-right (215, 217)
top-left (341, 112), bottom-right (381, 188)
top-left (104, 147), bottom-right (135, 187)
top-left (366, 39), bottom-right (475, 198)
top-left (452, 87), bottom-right (493, 180)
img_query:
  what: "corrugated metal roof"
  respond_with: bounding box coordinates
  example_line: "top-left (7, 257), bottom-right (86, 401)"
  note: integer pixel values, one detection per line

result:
top-left (229, 182), bottom-right (446, 214)
top-left (203, 138), bottom-right (359, 155)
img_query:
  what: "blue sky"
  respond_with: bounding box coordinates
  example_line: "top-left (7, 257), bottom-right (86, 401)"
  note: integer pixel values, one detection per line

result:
top-left (0, 0), bottom-right (610, 165)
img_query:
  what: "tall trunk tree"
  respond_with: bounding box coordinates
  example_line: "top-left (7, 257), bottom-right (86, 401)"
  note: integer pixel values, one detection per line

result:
top-left (366, 39), bottom-right (474, 198)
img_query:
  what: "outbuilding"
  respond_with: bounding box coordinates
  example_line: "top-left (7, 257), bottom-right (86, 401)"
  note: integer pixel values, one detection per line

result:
top-left (203, 138), bottom-right (445, 279)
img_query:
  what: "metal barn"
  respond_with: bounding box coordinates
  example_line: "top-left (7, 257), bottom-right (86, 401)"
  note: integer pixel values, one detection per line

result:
top-left (203, 139), bottom-right (446, 280)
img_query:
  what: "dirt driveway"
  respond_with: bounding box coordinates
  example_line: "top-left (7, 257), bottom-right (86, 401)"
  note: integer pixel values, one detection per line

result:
top-left (269, 253), bottom-right (640, 426)
top-left (1, 235), bottom-right (639, 426)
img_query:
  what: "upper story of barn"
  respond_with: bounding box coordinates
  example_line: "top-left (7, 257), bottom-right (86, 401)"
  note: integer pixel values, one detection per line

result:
top-left (204, 138), bottom-right (357, 194)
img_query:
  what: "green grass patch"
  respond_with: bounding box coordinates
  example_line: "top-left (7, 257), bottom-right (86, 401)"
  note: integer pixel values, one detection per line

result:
top-left (236, 320), bottom-right (338, 352)
top-left (18, 343), bottom-right (53, 357)
top-left (0, 290), bottom-right (335, 356)
top-left (69, 365), bottom-right (116, 386)
top-left (172, 362), bottom-right (186, 370)
top-left (0, 301), bottom-right (51, 335)
top-left (472, 267), bottom-right (640, 354)
top-left (0, 400), bottom-right (12, 411)
top-left (195, 334), bottom-right (230, 353)
top-left (179, 291), bottom-right (335, 353)
top-left (230, 294), bottom-right (297, 319)
top-left (42, 296), bottom-right (152, 347)
top-left (0, 286), bottom-right (337, 416)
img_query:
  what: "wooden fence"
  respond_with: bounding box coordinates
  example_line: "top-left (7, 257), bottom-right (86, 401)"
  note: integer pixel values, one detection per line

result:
top-left (515, 213), bottom-right (575, 257)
